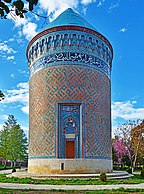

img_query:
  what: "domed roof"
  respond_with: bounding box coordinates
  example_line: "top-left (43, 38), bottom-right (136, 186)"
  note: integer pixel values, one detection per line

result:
top-left (46, 8), bottom-right (96, 31)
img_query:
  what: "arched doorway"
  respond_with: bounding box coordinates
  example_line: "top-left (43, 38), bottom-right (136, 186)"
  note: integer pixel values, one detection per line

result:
top-left (58, 104), bottom-right (82, 158)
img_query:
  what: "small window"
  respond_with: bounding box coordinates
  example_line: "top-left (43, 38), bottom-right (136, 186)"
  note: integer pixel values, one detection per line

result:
top-left (61, 163), bottom-right (64, 170)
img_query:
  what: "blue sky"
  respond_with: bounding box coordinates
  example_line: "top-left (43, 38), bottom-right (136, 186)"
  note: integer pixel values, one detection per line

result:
top-left (0, 0), bottom-right (144, 136)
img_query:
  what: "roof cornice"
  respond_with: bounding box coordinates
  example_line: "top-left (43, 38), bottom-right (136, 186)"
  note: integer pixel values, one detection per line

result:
top-left (26, 26), bottom-right (113, 59)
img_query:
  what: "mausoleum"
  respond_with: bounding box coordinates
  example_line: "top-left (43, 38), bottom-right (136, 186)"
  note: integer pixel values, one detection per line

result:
top-left (26, 8), bottom-right (113, 174)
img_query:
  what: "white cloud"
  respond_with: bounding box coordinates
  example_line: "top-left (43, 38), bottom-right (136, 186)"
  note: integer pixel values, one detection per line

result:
top-left (7, 0), bottom-right (118, 39)
top-left (108, 3), bottom-right (119, 11)
top-left (21, 105), bottom-right (29, 115)
top-left (18, 69), bottom-right (26, 74)
top-left (18, 69), bottom-right (29, 77)
top-left (108, 1), bottom-right (120, 12)
top-left (7, 56), bottom-right (14, 60)
top-left (22, 22), bottom-right (37, 40)
top-left (0, 42), bottom-right (17, 54)
top-left (6, 0), bottom-right (109, 40)
top-left (11, 15), bottom-right (28, 27)
top-left (82, 0), bottom-right (96, 6)
top-left (10, 73), bottom-right (15, 78)
top-left (2, 82), bottom-right (29, 115)
top-left (21, 125), bottom-right (29, 137)
top-left (9, 12), bottom-right (38, 40)
top-left (39, 0), bottom-right (79, 21)
top-left (34, 0), bottom-right (108, 22)
top-left (1, 115), bottom-right (8, 120)
top-left (17, 82), bottom-right (29, 89)
top-left (119, 27), bottom-right (127, 33)
top-left (0, 124), bottom-right (3, 131)
top-left (97, 0), bottom-right (106, 7)
top-left (112, 100), bottom-right (144, 120)
top-left (8, 38), bottom-right (15, 42)
top-left (21, 125), bottom-right (29, 132)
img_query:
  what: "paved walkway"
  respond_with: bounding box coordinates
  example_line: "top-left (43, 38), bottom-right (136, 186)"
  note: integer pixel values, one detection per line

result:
top-left (0, 169), bottom-right (143, 191)
top-left (0, 167), bottom-right (26, 175)
top-left (7, 171), bottom-right (132, 179)
top-left (0, 182), bottom-right (144, 190)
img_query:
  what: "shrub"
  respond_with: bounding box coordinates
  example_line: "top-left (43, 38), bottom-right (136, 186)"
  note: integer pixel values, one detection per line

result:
top-left (3, 165), bottom-right (6, 170)
top-left (99, 172), bottom-right (107, 182)
top-left (12, 168), bottom-right (16, 173)
top-left (141, 169), bottom-right (144, 178)
top-left (127, 168), bottom-right (132, 174)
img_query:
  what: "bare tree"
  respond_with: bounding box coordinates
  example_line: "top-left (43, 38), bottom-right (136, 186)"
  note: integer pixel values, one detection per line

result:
top-left (115, 120), bottom-right (144, 173)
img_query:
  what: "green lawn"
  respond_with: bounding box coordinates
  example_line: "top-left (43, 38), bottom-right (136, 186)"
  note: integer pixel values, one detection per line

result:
top-left (0, 188), bottom-right (144, 194)
top-left (0, 164), bottom-right (4, 169)
top-left (0, 164), bottom-right (11, 170)
top-left (0, 174), bottom-right (144, 185)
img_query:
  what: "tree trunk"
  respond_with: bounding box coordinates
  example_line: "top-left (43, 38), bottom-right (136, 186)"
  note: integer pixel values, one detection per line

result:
top-left (133, 136), bottom-right (142, 172)
top-left (130, 157), bottom-right (133, 174)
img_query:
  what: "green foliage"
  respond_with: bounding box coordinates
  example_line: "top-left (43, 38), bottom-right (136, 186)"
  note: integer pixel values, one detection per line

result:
top-left (0, 125), bottom-right (10, 159)
top-left (0, 164), bottom-right (12, 170)
top-left (0, 115), bottom-right (28, 166)
top-left (141, 169), bottom-right (144, 178)
top-left (0, 90), bottom-right (5, 101)
top-left (0, 188), bottom-right (144, 194)
top-left (0, 0), bottom-right (37, 19)
top-left (26, 0), bottom-right (38, 11)
top-left (127, 167), bottom-right (132, 174)
top-left (0, 173), bottom-right (144, 185)
top-left (99, 172), bottom-right (107, 182)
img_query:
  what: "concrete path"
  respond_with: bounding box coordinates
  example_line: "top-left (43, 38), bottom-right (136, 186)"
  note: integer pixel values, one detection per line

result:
top-left (0, 182), bottom-right (144, 190)
top-left (0, 169), bottom-right (13, 175)
top-left (7, 170), bottom-right (133, 179)
top-left (0, 167), bottom-right (27, 175)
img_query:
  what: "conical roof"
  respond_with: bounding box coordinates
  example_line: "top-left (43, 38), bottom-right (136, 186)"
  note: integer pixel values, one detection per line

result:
top-left (46, 8), bottom-right (96, 31)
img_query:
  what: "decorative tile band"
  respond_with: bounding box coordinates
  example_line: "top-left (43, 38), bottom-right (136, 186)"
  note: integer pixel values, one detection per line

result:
top-left (27, 26), bottom-right (113, 55)
top-left (27, 29), bottom-right (113, 71)
top-left (30, 52), bottom-right (110, 78)
top-left (29, 155), bottom-right (112, 160)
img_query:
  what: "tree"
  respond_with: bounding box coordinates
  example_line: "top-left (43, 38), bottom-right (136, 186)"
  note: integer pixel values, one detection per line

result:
top-left (0, 124), bottom-right (10, 162)
top-left (0, 0), bottom-right (38, 19)
top-left (131, 120), bottom-right (144, 170)
top-left (0, 115), bottom-right (28, 166)
top-left (113, 137), bottom-right (129, 166)
top-left (115, 120), bottom-right (144, 173)
top-left (112, 138), bottom-right (118, 165)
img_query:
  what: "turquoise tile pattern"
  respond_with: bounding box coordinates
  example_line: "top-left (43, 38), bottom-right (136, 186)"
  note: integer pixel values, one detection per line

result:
top-left (29, 66), bottom-right (111, 159)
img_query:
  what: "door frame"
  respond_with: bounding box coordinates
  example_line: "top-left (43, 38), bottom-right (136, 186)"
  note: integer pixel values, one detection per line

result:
top-left (57, 101), bottom-right (83, 158)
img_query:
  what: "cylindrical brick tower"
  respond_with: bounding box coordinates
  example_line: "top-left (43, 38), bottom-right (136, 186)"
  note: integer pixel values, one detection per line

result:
top-left (27, 8), bottom-right (113, 174)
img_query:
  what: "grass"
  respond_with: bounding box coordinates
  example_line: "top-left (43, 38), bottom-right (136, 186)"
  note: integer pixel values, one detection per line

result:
top-left (0, 164), bottom-right (12, 170)
top-left (0, 188), bottom-right (144, 193)
top-left (0, 174), bottom-right (144, 185)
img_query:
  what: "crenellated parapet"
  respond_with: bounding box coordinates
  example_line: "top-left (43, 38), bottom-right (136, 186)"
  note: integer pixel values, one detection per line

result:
top-left (27, 26), bottom-right (113, 79)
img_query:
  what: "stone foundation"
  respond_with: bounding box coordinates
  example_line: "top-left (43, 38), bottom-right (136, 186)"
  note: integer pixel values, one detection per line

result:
top-left (28, 158), bottom-right (113, 174)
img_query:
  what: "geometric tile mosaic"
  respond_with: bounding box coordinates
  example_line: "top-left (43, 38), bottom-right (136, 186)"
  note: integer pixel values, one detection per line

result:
top-left (29, 65), bottom-right (112, 159)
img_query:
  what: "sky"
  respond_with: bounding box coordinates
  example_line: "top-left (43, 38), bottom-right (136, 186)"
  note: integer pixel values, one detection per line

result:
top-left (0, 0), bottom-right (144, 137)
